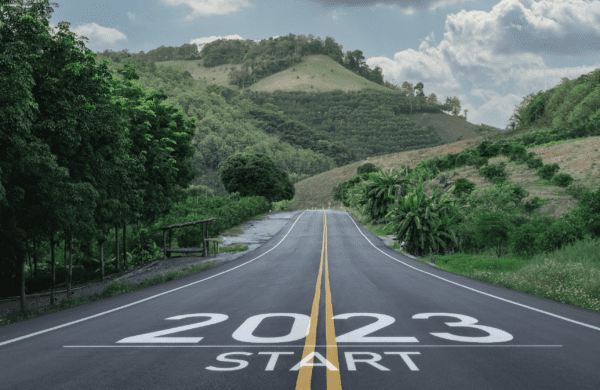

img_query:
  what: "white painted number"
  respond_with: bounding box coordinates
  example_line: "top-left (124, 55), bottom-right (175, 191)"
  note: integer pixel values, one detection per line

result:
top-left (412, 313), bottom-right (513, 343)
top-left (116, 312), bottom-right (512, 344)
top-left (232, 313), bottom-right (311, 343)
top-left (116, 314), bottom-right (228, 344)
top-left (334, 313), bottom-right (418, 343)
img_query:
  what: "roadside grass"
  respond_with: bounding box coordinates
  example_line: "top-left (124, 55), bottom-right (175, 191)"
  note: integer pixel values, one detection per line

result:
top-left (0, 242), bottom-right (249, 328)
top-left (341, 205), bottom-right (600, 314)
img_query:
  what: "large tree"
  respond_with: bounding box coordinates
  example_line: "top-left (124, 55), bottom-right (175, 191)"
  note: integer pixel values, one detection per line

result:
top-left (218, 152), bottom-right (294, 203)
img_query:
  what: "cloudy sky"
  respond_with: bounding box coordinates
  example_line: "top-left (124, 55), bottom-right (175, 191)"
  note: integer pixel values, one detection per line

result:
top-left (30, 0), bottom-right (600, 130)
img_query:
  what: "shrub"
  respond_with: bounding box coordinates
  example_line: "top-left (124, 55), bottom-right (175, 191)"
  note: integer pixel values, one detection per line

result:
top-left (476, 141), bottom-right (502, 158)
top-left (479, 162), bottom-right (508, 182)
top-left (569, 189), bottom-right (600, 239)
top-left (537, 163), bottom-right (560, 181)
top-left (552, 173), bottom-right (574, 188)
top-left (229, 191), bottom-right (241, 201)
top-left (527, 157), bottom-right (544, 169)
top-left (453, 178), bottom-right (476, 198)
top-left (508, 223), bottom-right (539, 259)
top-left (565, 183), bottom-right (591, 200)
top-left (521, 196), bottom-right (544, 216)
top-left (508, 144), bottom-right (527, 162)
top-left (534, 218), bottom-right (585, 255)
top-left (470, 156), bottom-right (488, 169)
top-left (357, 162), bottom-right (381, 175)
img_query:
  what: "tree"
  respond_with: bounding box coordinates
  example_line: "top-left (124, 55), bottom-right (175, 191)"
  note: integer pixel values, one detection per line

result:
top-left (0, 0), bottom-right (111, 308)
top-left (401, 82), bottom-right (416, 115)
top-left (218, 152), bottom-right (293, 203)
top-left (426, 93), bottom-right (439, 107)
top-left (474, 212), bottom-right (513, 258)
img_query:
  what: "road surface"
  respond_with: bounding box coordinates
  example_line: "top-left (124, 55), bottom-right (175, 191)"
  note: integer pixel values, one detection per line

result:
top-left (1, 210), bottom-right (600, 389)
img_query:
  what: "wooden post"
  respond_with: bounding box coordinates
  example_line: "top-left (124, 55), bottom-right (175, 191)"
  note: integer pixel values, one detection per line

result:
top-left (202, 222), bottom-right (207, 257)
top-left (168, 228), bottom-right (172, 259)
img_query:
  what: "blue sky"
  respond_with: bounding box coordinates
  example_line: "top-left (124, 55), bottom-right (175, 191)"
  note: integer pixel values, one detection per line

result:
top-left (33, 0), bottom-right (600, 130)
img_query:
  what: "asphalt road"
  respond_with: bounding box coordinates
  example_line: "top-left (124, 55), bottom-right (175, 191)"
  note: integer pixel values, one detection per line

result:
top-left (1, 210), bottom-right (600, 390)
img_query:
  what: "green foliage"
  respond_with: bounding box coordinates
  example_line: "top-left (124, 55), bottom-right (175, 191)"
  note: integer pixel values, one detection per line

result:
top-left (527, 156), bottom-right (544, 169)
top-left (474, 212), bottom-right (514, 258)
top-left (521, 196), bottom-right (544, 216)
top-left (357, 163), bottom-right (381, 175)
top-left (508, 223), bottom-right (539, 259)
top-left (535, 218), bottom-right (585, 255)
top-left (380, 177), bottom-right (459, 258)
top-left (551, 173), bottom-right (574, 188)
top-left (537, 163), bottom-right (561, 181)
top-left (453, 178), bottom-right (476, 198)
top-left (564, 183), bottom-right (591, 200)
top-left (218, 152), bottom-right (293, 203)
top-left (478, 162), bottom-right (508, 182)
top-left (476, 141), bottom-right (503, 158)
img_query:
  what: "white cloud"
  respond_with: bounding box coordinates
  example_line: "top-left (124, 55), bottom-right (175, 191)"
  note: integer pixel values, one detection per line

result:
top-left (41, 23), bottom-right (126, 48)
top-left (67, 23), bottom-right (127, 47)
top-left (127, 12), bottom-right (135, 20)
top-left (366, 0), bottom-right (600, 128)
top-left (190, 34), bottom-right (280, 51)
top-left (161, 0), bottom-right (255, 20)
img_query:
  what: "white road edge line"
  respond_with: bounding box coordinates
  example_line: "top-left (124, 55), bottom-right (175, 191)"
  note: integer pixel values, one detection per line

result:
top-left (342, 211), bottom-right (600, 331)
top-left (0, 211), bottom-right (309, 347)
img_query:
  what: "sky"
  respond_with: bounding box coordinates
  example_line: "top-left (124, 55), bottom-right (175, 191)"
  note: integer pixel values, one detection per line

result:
top-left (16, 0), bottom-right (600, 130)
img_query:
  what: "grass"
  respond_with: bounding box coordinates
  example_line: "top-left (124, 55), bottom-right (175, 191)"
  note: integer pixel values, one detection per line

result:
top-left (341, 204), bottom-right (600, 314)
top-left (0, 242), bottom-right (249, 328)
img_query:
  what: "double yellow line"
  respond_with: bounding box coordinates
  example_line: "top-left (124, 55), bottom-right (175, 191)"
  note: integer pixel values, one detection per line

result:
top-left (296, 213), bottom-right (342, 390)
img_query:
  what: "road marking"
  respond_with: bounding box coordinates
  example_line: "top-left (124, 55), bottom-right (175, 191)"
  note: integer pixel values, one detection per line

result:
top-left (324, 214), bottom-right (343, 389)
top-left (343, 211), bottom-right (600, 332)
top-left (63, 345), bottom-right (563, 348)
top-left (296, 213), bottom-right (327, 389)
top-left (0, 210), bottom-right (310, 348)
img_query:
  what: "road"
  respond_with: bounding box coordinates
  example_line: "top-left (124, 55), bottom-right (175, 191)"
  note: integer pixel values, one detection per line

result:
top-left (1, 210), bottom-right (600, 389)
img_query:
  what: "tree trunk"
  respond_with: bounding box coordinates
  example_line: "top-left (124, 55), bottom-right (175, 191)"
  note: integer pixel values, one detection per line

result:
top-left (26, 239), bottom-right (32, 278)
top-left (67, 232), bottom-right (73, 300)
top-left (33, 238), bottom-right (38, 280)
top-left (115, 226), bottom-right (120, 272)
top-left (50, 230), bottom-right (56, 306)
top-left (20, 251), bottom-right (26, 315)
top-left (64, 236), bottom-right (68, 270)
top-left (99, 238), bottom-right (105, 284)
top-left (123, 223), bottom-right (127, 270)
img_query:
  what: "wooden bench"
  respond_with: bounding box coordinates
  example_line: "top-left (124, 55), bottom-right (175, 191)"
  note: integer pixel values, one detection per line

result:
top-left (161, 218), bottom-right (219, 259)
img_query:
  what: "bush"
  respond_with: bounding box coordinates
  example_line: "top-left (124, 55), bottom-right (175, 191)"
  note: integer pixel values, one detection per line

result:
top-left (521, 196), bottom-right (544, 216)
top-left (527, 157), bottom-right (544, 169)
top-left (537, 163), bottom-right (560, 181)
top-left (479, 162), bottom-right (508, 182)
top-left (453, 178), bottom-right (476, 198)
top-left (469, 156), bottom-right (488, 169)
top-left (565, 183), bottom-right (591, 200)
top-left (509, 223), bottom-right (539, 259)
top-left (508, 144), bottom-right (527, 162)
top-left (476, 141), bottom-right (503, 158)
top-left (357, 162), bottom-right (381, 175)
top-left (570, 189), bottom-right (600, 239)
top-left (534, 218), bottom-right (585, 255)
top-left (552, 173), bottom-right (574, 188)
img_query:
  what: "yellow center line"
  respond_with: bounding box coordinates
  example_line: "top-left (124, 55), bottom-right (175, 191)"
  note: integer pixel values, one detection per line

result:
top-left (296, 213), bottom-right (342, 390)
top-left (325, 214), bottom-right (342, 389)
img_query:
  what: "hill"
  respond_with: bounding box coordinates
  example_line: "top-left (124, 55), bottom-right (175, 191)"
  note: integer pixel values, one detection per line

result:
top-left (94, 49), bottom-right (498, 195)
